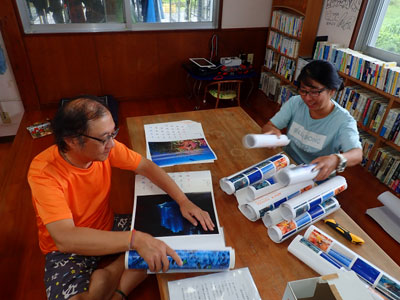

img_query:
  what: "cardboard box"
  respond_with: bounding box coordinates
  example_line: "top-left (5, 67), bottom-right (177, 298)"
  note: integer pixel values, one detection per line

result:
top-left (282, 271), bottom-right (375, 300)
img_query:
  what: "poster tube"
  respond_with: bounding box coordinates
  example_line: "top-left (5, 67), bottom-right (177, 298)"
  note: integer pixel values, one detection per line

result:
top-left (242, 134), bottom-right (290, 148)
top-left (219, 153), bottom-right (290, 195)
top-left (125, 248), bottom-right (235, 272)
top-left (279, 176), bottom-right (347, 221)
top-left (268, 197), bottom-right (340, 243)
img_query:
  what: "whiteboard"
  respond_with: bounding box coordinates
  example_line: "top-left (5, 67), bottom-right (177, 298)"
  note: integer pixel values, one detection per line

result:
top-left (316, 0), bottom-right (363, 48)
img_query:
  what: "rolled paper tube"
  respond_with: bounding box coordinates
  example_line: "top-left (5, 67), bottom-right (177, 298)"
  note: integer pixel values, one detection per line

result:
top-left (125, 248), bottom-right (235, 271)
top-left (304, 225), bottom-right (400, 300)
top-left (262, 208), bottom-right (284, 228)
top-left (239, 180), bottom-right (314, 222)
top-left (268, 197), bottom-right (340, 243)
top-left (242, 134), bottom-right (290, 148)
top-left (279, 176), bottom-right (347, 221)
top-left (288, 235), bottom-right (344, 275)
top-left (275, 164), bottom-right (319, 186)
top-left (219, 153), bottom-right (290, 195)
top-left (245, 164), bottom-right (296, 202)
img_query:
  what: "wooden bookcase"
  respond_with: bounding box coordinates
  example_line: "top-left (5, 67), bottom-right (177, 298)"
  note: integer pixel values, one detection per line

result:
top-left (263, 0), bottom-right (324, 83)
top-left (339, 72), bottom-right (400, 166)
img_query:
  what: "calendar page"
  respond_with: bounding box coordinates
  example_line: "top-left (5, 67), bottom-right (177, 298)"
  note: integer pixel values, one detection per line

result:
top-left (144, 120), bottom-right (217, 167)
top-left (131, 171), bottom-right (225, 249)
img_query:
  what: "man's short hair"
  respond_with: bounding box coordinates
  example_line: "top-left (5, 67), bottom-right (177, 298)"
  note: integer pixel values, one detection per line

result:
top-left (52, 95), bottom-right (111, 152)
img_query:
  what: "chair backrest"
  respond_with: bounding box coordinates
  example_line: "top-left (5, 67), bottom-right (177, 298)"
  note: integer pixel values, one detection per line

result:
top-left (204, 80), bottom-right (243, 108)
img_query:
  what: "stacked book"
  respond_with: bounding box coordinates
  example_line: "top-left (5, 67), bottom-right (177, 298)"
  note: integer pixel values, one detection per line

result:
top-left (268, 31), bottom-right (299, 58)
top-left (259, 72), bottom-right (281, 101)
top-left (270, 10), bottom-right (304, 37)
top-left (359, 130), bottom-right (376, 167)
top-left (314, 41), bottom-right (400, 96)
top-left (335, 86), bottom-right (388, 133)
top-left (368, 146), bottom-right (400, 193)
top-left (264, 48), bottom-right (279, 71)
top-left (277, 85), bottom-right (298, 105)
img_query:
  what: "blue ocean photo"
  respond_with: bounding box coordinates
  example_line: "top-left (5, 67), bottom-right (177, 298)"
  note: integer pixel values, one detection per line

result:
top-left (148, 138), bottom-right (216, 167)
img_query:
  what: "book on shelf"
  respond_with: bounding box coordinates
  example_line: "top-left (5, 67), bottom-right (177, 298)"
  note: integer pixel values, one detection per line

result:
top-left (271, 10), bottom-right (304, 37)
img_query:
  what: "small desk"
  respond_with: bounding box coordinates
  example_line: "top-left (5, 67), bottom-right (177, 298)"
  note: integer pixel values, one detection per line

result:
top-left (182, 62), bottom-right (257, 109)
top-left (126, 107), bottom-right (400, 300)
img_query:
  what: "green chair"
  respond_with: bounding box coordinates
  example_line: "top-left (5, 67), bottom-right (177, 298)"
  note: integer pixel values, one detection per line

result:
top-left (203, 80), bottom-right (243, 108)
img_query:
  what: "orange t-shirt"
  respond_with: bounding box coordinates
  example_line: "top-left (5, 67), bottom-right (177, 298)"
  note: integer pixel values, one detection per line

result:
top-left (28, 140), bottom-right (142, 254)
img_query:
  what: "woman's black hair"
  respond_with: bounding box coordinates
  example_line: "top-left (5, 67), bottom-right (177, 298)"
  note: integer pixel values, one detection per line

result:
top-left (296, 60), bottom-right (344, 91)
top-left (51, 95), bottom-right (111, 153)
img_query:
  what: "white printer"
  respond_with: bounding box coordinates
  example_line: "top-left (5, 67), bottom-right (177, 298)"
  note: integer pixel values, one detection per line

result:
top-left (220, 57), bottom-right (242, 67)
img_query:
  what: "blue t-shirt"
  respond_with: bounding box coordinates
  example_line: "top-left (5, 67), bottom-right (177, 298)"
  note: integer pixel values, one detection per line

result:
top-left (270, 95), bottom-right (361, 164)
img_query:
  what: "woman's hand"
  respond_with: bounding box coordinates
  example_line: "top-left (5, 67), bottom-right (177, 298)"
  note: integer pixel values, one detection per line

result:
top-left (262, 121), bottom-right (282, 137)
top-left (310, 154), bottom-right (339, 181)
top-left (179, 200), bottom-right (215, 231)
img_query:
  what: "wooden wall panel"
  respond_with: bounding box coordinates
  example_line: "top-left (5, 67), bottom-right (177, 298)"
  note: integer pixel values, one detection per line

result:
top-left (95, 32), bottom-right (160, 100)
top-left (24, 34), bottom-right (102, 105)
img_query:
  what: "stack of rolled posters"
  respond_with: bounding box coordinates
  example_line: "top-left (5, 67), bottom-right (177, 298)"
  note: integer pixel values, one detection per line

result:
top-left (267, 197), bottom-right (340, 243)
top-left (275, 164), bottom-right (319, 186)
top-left (262, 176), bottom-right (347, 228)
top-left (125, 248), bottom-right (235, 273)
top-left (239, 180), bottom-right (314, 222)
top-left (242, 134), bottom-right (290, 148)
top-left (219, 153), bottom-right (290, 195)
top-left (288, 226), bottom-right (400, 300)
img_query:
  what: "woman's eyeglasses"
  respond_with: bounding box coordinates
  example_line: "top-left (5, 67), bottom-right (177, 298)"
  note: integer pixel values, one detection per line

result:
top-left (298, 88), bottom-right (327, 97)
top-left (81, 128), bottom-right (119, 145)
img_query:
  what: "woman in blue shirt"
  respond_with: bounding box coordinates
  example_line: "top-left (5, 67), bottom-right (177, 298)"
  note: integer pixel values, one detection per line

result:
top-left (262, 60), bottom-right (362, 181)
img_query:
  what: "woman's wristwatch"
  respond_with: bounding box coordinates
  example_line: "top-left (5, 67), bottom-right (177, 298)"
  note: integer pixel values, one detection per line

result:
top-left (334, 153), bottom-right (347, 173)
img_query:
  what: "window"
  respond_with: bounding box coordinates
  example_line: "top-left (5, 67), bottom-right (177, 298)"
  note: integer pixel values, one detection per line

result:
top-left (16, 0), bottom-right (219, 33)
top-left (355, 0), bottom-right (400, 63)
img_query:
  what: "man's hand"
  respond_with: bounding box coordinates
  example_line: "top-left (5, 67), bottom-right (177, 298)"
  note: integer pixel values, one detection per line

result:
top-left (133, 231), bottom-right (182, 272)
top-left (179, 200), bottom-right (215, 231)
top-left (310, 155), bottom-right (339, 181)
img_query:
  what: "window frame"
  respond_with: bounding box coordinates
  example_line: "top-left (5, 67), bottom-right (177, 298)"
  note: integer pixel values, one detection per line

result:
top-left (355, 0), bottom-right (400, 63)
top-left (16, 0), bottom-right (220, 34)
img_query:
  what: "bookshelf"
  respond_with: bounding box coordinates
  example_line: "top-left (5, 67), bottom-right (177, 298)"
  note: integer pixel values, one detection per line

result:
top-left (263, 0), bottom-right (324, 83)
top-left (314, 42), bottom-right (400, 193)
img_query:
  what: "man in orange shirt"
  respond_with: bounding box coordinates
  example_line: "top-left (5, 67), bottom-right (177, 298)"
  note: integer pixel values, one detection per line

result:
top-left (28, 96), bottom-right (215, 300)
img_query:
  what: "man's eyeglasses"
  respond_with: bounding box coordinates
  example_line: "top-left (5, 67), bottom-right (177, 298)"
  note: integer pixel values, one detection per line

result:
top-left (298, 88), bottom-right (327, 97)
top-left (81, 128), bottom-right (119, 145)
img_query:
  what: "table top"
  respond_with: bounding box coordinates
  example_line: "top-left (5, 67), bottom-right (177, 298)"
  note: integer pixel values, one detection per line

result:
top-left (126, 107), bottom-right (400, 300)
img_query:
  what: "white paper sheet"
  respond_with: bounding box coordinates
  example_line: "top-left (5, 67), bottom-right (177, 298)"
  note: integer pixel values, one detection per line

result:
top-left (366, 191), bottom-right (400, 243)
top-left (167, 267), bottom-right (262, 300)
top-left (242, 134), bottom-right (290, 148)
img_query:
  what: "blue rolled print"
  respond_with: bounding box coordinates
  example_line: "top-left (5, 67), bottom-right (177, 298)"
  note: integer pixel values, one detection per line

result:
top-left (279, 176), bottom-right (347, 221)
top-left (327, 248), bottom-right (353, 268)
top-left (268, 198), bottom-right (339, 243)
top-left (219, 153), bottom-right (289, 195)
top-left (126, 249), bottom-right (234, 271)
top-left (351, 258), bottom-right (381, 285)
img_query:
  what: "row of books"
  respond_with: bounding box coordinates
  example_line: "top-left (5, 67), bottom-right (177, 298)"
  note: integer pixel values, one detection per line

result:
top-left (368, 146), bottom-right (400, 193)
top-left (314, 41), bottom-right (400, 96)
top-left (379, 108), bottom-right (400, 146)
top-left (259, 72), bottom-right (281, 102)
top-left (264, 49), bottom-right (296, 82)
top-left (336, 85), bottom-right (388, 133)
top-left (267, 31), bottom-right (299, 58)
top-left (270, 10), bottom-right (304, 38)
top-left (359, 130), bottom-right (376, 167)
top-left (258, 72), bottom-right (298, 105)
